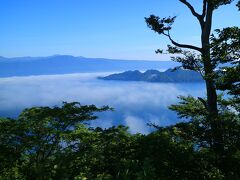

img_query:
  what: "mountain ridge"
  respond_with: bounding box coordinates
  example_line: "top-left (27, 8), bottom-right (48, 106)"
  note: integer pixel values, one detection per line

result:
top-left (99, 68), bottom-right (204, 83)
top-left (0, 55), bottom-right (180, 77)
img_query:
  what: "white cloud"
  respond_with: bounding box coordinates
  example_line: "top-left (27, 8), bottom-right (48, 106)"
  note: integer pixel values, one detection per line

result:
top-left (0, 73), bottom-right (205, 133)
top-left (125, 115), bottom-right (149, 134)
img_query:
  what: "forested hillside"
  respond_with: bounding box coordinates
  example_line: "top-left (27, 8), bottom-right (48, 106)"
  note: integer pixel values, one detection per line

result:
top-left (99, 68), bottom-right (203, 82)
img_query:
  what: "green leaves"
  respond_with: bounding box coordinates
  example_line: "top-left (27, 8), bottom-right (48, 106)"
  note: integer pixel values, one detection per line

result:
top-left (211, 27), bottom-right (240, 64)
top-left (211, 27), bottom-right (240, 113)
top-left (169, 96), bottom-right (207, 120)
top-left (0, 102), bottom-right (112, 179)
top-left (145, 15), bottom-right (176, 35)
top-left (207, 0), bottom-right (234, 9)
top-left (1, 99), bottom-right (240, 179)
top-left (237, 0), bottom-right (240, 10)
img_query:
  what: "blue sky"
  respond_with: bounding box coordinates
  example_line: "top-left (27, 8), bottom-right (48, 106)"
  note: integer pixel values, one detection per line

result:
top-left (0, 0), bottom-right (239, 60)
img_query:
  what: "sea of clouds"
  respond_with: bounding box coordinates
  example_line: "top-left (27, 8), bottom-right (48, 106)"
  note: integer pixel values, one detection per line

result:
top-left (0, 73), bottom-right (205, 134)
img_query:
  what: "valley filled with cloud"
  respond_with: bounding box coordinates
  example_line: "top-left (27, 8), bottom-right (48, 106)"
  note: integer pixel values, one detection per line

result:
top-left (0, 73), bottom-right (205, 133)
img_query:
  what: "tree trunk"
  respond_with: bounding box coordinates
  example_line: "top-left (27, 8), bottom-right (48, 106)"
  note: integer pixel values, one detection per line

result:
top-left (201, 5), bottom-right (218, 117)
top-left (201, 4), bottom-right (223, 154)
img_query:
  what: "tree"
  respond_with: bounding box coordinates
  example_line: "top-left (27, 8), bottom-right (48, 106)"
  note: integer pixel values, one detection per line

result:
top-left (145, 0), bottom-right (239, 153)
top-left (0, 102), bottom-right (111, 179)
top-left (213, 27), bottom-right (240, 111)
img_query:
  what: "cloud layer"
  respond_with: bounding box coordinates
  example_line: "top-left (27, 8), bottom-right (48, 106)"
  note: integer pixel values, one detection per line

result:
top-left (0, 73), bottom-right (205, 133)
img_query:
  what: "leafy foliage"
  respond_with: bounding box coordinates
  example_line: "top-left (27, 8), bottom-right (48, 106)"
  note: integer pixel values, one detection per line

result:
top-left (145, 15), bottom-right (176, 35)
top-left (0, 99), bottom-right (240, 179)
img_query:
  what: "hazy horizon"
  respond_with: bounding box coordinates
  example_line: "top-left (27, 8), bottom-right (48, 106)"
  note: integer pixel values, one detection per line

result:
top-left (0, 54), bottom-right (171, 61)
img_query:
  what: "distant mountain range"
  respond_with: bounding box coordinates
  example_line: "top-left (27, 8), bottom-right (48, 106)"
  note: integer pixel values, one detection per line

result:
top-left (0, 55), bottom-right (180, 77)
top-left (99, 69), bottom-right (204, 83)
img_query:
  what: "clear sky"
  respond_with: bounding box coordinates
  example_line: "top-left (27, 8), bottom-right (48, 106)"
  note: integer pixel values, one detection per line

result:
top-left (0, 0), bottom-right (239, 60)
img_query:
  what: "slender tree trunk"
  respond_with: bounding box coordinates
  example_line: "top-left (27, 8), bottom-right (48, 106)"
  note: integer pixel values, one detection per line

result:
top-left (201, 4), bottom-right (223, 153)
top-left (201, 5), bottom-right (218, 117)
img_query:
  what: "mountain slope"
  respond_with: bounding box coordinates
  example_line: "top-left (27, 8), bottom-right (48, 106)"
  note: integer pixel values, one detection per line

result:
top-left (0, 55), bottom-right (180, 77)
top-left (99, 69), bottom-right (204, 83)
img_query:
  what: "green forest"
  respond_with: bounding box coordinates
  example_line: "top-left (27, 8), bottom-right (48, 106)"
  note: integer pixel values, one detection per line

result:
top-left (0, 0), bottom-right (239, 179)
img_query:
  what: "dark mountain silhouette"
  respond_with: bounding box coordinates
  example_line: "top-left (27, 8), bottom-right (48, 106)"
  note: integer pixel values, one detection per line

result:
top-left (0, 55), bottom-right (180, 77)
top-left (99, 68), bottom-right (204, 83)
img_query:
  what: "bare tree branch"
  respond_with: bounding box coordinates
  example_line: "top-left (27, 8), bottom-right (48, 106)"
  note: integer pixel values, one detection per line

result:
top-left (163, 31), bottom-right (202, 52)
top-left (198, 97), bottom-right (208, 110)
top-left (179, 0), bottom-right (201, 18)
top-left (179, 0), bottom-right (204, 26)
